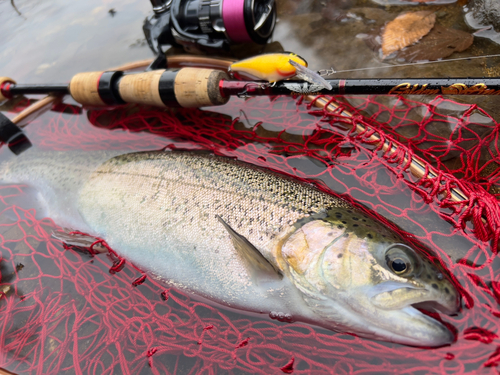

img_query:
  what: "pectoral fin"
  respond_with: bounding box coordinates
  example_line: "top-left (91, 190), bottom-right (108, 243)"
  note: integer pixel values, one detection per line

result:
top-left (216, 215), bottom-right (282, 280)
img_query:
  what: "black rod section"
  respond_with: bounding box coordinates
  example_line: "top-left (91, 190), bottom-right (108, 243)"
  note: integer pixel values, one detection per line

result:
top-left (6, 84), bottom-right (69, 96)
top-left (220, 78), bottom-right (500, 96)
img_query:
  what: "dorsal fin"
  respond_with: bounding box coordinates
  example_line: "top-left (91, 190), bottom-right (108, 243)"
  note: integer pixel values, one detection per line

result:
top-left (216, 215), bottom-right (283, 281)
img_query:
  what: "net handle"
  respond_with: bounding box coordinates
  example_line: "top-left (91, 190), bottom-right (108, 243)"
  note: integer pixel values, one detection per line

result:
top-left (306, 94), bottom-right (497, 251)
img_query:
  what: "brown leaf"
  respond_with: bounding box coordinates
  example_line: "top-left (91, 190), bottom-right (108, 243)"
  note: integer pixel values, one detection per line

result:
top-left (382, 11), bottom-right (436, 57)
top-left (396, 24), bottom-right (473, 62)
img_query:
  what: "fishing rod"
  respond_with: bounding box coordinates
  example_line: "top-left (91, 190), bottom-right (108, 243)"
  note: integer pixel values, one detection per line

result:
top-left (2, 71), bottom-right (500, 113)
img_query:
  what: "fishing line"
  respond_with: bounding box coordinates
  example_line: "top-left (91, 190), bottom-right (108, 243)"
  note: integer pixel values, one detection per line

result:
top-left (323, 53), bottom-right (500, 75)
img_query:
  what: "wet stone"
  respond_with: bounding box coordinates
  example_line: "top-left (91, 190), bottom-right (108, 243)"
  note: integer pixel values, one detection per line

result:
top-left (466, 0), bottom-right (500, 32)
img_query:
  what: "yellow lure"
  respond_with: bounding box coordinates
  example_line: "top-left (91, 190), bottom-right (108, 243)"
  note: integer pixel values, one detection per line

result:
top-left (228, 53), bottom-right (308, 83)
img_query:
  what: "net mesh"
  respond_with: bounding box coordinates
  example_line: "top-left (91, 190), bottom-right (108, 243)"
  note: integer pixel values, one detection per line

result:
top-left (0, 93), bottom-right (500, 374)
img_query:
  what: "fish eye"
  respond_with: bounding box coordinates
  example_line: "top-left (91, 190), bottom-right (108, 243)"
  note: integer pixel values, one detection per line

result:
top-left (385, 244), bottom-right (420, 277)
top-left (388, 257), bottom-right (410, 275)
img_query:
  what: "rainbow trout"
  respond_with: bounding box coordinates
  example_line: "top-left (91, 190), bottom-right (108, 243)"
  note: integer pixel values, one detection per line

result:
top-left (1, 149), bottom-right (459, 346)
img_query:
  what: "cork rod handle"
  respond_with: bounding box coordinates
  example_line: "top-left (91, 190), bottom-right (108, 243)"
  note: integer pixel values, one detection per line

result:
top-left (69, 72), bottom-right (106, 106)
top-left (68, 68), bottom-right (229, 108)
top-left (174, 68), bottom-right (228, 108)
top-left (118, 70), bottom-right (165, 107)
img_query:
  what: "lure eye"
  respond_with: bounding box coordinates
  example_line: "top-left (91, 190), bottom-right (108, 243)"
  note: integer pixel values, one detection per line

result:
top-left (385, 244), bottom-right (420, 277)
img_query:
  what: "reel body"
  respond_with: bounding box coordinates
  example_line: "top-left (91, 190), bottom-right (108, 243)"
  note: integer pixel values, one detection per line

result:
top-left (143, 0), bottom-right (276, 54)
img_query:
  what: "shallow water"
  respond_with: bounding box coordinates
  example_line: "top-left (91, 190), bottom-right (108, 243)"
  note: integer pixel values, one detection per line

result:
top-left (1, 0), bottom-right (500, 374)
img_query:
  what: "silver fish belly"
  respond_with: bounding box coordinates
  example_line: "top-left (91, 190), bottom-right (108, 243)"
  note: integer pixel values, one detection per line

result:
top-left (1, 149), bottom-right (459, 347)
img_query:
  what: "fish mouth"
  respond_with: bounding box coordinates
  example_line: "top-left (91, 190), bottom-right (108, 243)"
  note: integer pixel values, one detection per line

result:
top-left (393, 304), bottom-right (455, 347)
top-left (398, 291), bottom-right (459, 346)
top-left (366, 285), bottom-right (459, 346)
top-left (412, 300), bottom-right (459, 316)
top-left (369, 284), bottom-right (459, 315)
top-left (408, 284), bottom-right (460, 316)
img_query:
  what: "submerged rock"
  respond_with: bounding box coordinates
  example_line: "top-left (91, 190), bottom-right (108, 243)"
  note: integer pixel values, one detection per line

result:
top-left (465, 0), bottom-right (500, 44)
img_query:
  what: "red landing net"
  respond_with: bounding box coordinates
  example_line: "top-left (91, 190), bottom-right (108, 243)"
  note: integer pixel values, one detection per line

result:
top-left (0, 93), bottom-right (500, 374)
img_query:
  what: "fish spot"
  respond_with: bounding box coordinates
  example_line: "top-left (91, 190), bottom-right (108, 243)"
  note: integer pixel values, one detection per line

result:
top-left (342, 221), bottom-right (347, 224)
top-left (338, 225), bottom-right (344, 229)
top-left (337, 253), bottom-right (343, 258)
top-left (335, 212), bottom-right (342, 218)
top-left (328, 232), bottom-right (334, 236)
top-left (344, 233), bottom-right (349, 238)
top-left (353, 224), bottom-right (359, 227)
top-left (444, 287), bottom-right (450, 294)
top-left (352, 217), bottom-right (358, 221)
top-left (432, 283), bottom-right (438, 290)
top-left (367, 234), bottom-right (373, 239)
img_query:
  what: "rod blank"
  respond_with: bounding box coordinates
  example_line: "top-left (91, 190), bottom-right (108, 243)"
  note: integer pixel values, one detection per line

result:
top-left (2, 72), bottom-right (500, 111)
